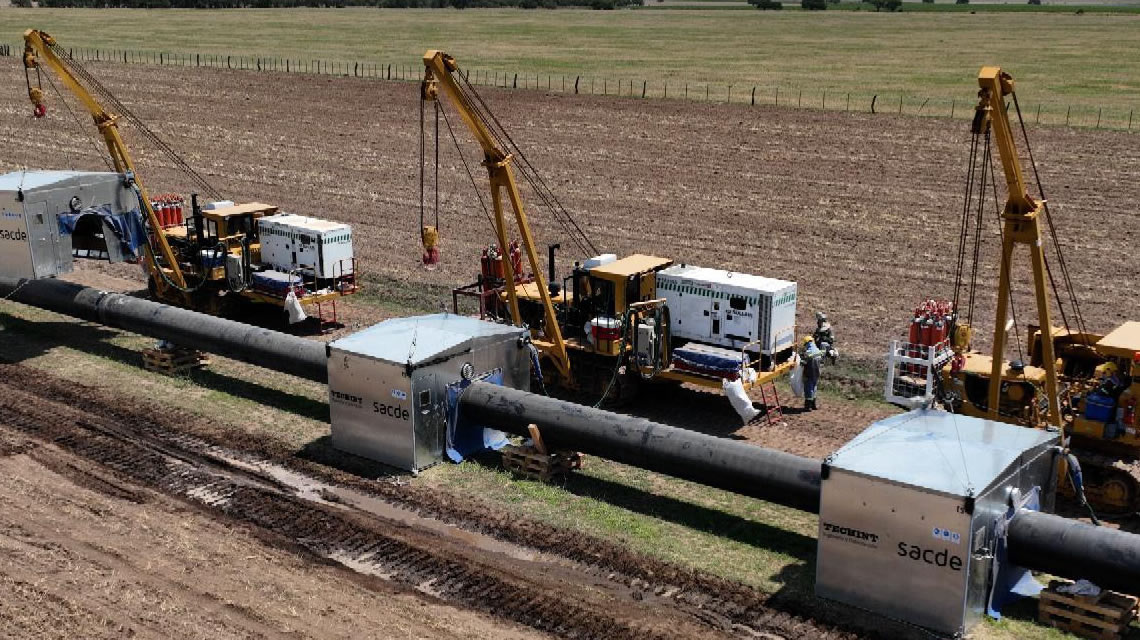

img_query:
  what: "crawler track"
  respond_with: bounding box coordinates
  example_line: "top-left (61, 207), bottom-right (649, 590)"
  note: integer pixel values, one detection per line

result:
top-left (0, 364), bottom-right (863, 639)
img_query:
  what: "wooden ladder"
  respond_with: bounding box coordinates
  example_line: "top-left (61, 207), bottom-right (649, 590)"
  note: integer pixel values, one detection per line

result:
top-left (758, 382), bottom-right (783, 425)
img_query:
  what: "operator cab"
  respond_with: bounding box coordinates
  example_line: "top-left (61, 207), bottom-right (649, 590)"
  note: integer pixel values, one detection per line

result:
top-left (562, 254), bottom-right (673, 343)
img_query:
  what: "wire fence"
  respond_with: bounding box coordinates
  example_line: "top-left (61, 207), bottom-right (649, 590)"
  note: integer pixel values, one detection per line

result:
top-left (2, 42), bottom-right (1136, 132)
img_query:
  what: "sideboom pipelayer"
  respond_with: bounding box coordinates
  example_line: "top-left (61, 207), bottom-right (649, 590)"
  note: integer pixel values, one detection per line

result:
top-left (421, 50), bottom-right (800, 404)
top-left (885, 66), bottom-right (1140, 514)
top-left (18, 29), bottom-right (359, 326)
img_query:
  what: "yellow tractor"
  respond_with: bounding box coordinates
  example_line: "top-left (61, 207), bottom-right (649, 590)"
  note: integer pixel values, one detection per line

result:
top-left (22, 30), bottom-right (357, 325)
top-left (421, 51), bottom-right (798, 405)
top-left (887, 67), bottom-right (1140, 513)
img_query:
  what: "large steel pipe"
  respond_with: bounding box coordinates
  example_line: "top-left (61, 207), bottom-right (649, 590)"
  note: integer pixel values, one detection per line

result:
top-left (459, 380), bottom-right (822, 512)
top-left (0, 277), bottom-right (328, 383)
top-left (5, 278), bottom-right (1140, 594)
top-left (1008, 509), bottom-right (1140, 595)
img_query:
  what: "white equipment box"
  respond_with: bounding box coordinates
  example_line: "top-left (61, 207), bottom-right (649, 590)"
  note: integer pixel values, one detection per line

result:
top-left (657, 264), bottom-right (797, 355)
top-left (258, 213), bottom-right (353, 279)
top-left (816, 409), bottom-right (1059, 636)
top-left (327, 314), bottom-right (530, 472)
top-left (0, 171), bottom-right (133, 280)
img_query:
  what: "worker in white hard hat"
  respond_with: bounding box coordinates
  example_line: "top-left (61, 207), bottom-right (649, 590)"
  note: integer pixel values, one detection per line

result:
top-left (813, 311), bottom-right (838, 364)
top-left (801, 335), bottom-right (823, 411)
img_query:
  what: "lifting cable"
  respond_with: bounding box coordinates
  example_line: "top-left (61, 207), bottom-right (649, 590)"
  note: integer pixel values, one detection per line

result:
top-left (952, 130), bottom-right (982, 316)
top-left (1011, 91), bottom-right (1090, 343)
top-left (438, 107), bottom-right (496, 231)
top-left (38, 70), bottom-right (114, 173)
top-left (46, 43), bottom-right (222, 201)
top-left (967, 131), bottom-right (990, 331)
top-left (456, 72), bottom-right (598, 258)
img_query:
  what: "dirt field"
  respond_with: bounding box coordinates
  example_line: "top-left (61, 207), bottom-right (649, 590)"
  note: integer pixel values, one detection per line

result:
top-left (0, 362), bottom-right (881, 640)
top-left (3, 58), bottom-right (1136, 363)
top-left (0, 58), bottom-right (1136, 639)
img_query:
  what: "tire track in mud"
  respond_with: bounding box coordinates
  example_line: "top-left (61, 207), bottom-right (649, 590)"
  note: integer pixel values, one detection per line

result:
top-left (0, 364), bottom-right (864, 639)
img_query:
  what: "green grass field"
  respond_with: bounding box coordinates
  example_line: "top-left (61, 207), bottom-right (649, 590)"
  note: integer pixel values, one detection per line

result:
top-left (4, 7), bottom-right (1139, 120)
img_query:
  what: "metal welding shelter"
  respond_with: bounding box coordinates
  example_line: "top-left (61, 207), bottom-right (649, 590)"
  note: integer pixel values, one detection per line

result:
top-left (327, 314), bottom-right (530, 472)
top-left (0, 171), bottom-right (136, 279)
top-left (816, 409), bottom-right (1059, 637)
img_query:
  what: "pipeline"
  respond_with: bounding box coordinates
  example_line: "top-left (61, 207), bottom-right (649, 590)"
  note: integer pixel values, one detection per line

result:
top-left (1008, 509), bottom-right (1140, 595)
top-left (3, 276), bottom-right (1140, 592)
top-left (0, 276), bottom-right (327, 383)
top-left (460, 380), bottom-right (822, 512)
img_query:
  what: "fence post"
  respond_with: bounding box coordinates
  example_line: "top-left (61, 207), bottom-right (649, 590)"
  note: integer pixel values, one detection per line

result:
top-left (775, 87), bottom-right (778, 107)
top-left (1066, 105), bottom-right (1070, 126)
top-left (706, 85), bottom-right (709, 101)
top-left (1035, 104), bottom-right (1040, 124)
top-left (604, 78), bottom-right (607, 95)
top-left (871, 95), bottom-right (878, 114)
top-left (123, 50), bottom-right (127, 64)
top-left (951, 99), bottom-right (955, 119)
top-left (1129, 109), bottom-right (1134, 131)
top-left (685, 83), bottom-right (688, 100)
top-left (664, 83), bottom-right (667, 99)
top-left (513, 73), bottom-right (517, 89)
top-left (898, 94), bottom-right (903, 114)
top-left (846, 93), bottom-right (851, 112)
top-left (1096, 108), bottom-right (1102, 129)
top-left (797, 89), bottom-right (801, 108)
top-left (823, 90), bottom-right (827, 110)
top-left (227, 56), bottom-right (231, 69)
top-left (575, 76), bottom-right (580, 94)
top-left (751, 86), bottom-right (756, 106)
top-left (727, 85), bottom-right (732, 103)
top-left (642, 80), bottom-right (646, 99)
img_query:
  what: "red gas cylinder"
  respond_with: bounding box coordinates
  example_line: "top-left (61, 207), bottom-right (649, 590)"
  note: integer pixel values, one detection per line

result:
top-left (509, 241), bottom-right (522, 278)
top-left (931, 316), bottom-right (947, 346)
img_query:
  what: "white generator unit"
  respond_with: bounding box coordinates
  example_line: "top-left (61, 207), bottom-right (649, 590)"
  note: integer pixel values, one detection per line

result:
top-left (0, 170), bottom-right (133, 279)
top-left (327, 314), bottom-right (530, 472)
top-left (816, 409), bottom-right (1059, 637)
top-left (657, 264), bottom-right (797, 355)
top-left (258, 213), bottom-right (353, 279)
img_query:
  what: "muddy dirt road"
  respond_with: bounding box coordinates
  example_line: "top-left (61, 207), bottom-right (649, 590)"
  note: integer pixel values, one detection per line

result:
top-left (1, 59), bottom-right (1136, 359)
top-left (0, 363), bottom-right (870, 640)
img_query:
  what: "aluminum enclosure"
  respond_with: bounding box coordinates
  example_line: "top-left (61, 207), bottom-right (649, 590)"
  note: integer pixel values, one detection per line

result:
top-left (0, 171), bottom-right (132, 279)
top-left (816, 410), bottom-right (1059, 637)
top-left (327, 314), bottom-right (530, 472)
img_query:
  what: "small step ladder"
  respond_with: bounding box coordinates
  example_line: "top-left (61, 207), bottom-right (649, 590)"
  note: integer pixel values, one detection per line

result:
top-left (757, 382), bottom-right (783, 425)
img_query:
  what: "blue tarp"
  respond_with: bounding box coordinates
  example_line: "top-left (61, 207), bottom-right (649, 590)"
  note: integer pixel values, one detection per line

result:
top-left (445, 371), bottom-right (510, 463)
top-left (57, 205), bottom-right (147, 259)
top-left (673, 342), bottom-right (741, 378)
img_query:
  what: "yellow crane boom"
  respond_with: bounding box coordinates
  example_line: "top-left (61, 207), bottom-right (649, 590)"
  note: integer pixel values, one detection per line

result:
top-left (972, 67), bottom-right (1061, 426)
top-left (23, 29), bottom-right (188, 291)
top-left (420, 50), bottom-right (570, 381)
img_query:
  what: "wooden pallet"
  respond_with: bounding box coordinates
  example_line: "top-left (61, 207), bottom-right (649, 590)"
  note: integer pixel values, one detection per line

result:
top-left (501, 445), bottom-right (583, 482)
top-left (1039, 580), bottom-right (1139, 640)
top-left (142, 347), bottom-right (208, 375)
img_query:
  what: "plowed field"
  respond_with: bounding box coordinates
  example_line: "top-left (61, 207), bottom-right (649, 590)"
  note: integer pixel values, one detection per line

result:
top-left (2, 58), bottom-right (1137, 360)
